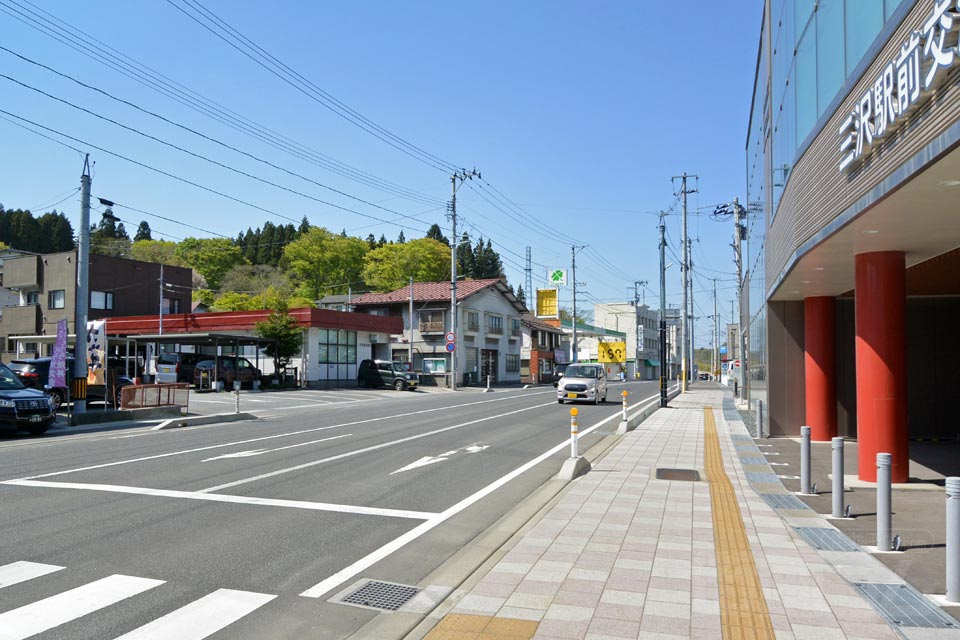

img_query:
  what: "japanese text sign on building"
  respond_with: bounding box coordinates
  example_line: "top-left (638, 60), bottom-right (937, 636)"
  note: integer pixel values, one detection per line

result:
top-left (598, 341), bottom-right (627, 363)
top-left (839, 0), bottom-right (960, 172)
top-left (536, 287), bottom-right (559, 318)
top-left (549, 269), bottom-right (566, 286)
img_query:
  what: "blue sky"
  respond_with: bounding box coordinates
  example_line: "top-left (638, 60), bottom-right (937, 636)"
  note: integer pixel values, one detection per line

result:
top-left (0, 0), bottom-right (762, 347)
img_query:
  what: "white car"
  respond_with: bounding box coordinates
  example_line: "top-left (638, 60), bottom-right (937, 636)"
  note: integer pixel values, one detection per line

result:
top-left (557, 363), bottom-right (608, 405)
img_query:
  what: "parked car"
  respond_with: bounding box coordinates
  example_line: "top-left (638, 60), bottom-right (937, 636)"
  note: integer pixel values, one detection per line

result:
top-left (552, 363), bottom-right (569, 388)
top-left (556, 363), bottom-right (608, 405)
top-left (357, 359), bottom-right (418, 391)
top-left (8, 357), bottom-right (135, 409)
top-left (0, 361), bottom-right (56, 435)
top-left (698, 372), bottom-right (710, 380)
top-left (156, 352), bottom-right (205, 384)
top-left (193, 356), bottom-right (262, 390)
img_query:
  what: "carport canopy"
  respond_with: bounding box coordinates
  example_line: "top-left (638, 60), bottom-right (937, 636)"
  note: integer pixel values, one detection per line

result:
top-left (120, 332), bottom-right (278, 384)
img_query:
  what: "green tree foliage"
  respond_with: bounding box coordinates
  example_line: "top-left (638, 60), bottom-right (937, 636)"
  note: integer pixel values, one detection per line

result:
top-left (456, 232), bottom-right (473, 277)
top-left (0, 207), bottom-right (75, 253)
top-left (175, 237), bottom-right (246, 290)
top-left (472, 238), bottom-right (503, 279)
top-left (282, 227), bottom-right (368, 299)
top-left (220, 264), bottom-right (293, 306)
top-left (134, 221), bottom-right (152, 242)
top-left (255, 304), bottom-right (303, 375)
top-left (131, 239), bottom-right (180, 265)
top-left (235, 221), bottom-right (300, 266)
top-left (365, 234), bottom-right (377, 250)
top-left (516, 284), bottom-right (526, 306)
top-left (362, 238), bottom-right (450, 292)
top-left (396, 230), bottom-right (406, 244)
top-left (426, 223), bottom-right (449, 246)
top-left (210, 291), bottom-right (256, 311)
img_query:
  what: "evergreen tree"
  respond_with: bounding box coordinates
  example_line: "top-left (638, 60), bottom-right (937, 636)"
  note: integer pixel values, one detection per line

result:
top-left (456, 232), bottom-right (474, 277)
top-left (340, 228), bottom-right (348, 237)
top-left (298, 215), bottom-right (310, 235)
top-left (257, 222), bottom-right (276, 265)
top-left (426, 223), bottom-right (449, 245)
top-left (516, 284), bottom-right (526, 306)
top-left (366, 233), bottom-right (377, 250)
top-left (378, 234), bottom-right (388, 247)
top-left (397, 230), bottom-right (406, 244)
top-left (134, 221), bottom-right (152, 242)
top-left (116, 222), bottom-right (130, 240)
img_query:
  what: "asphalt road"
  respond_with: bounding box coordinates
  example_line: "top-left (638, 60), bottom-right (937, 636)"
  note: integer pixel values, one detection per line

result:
top-left (0, 380), bottom-right (662, 640)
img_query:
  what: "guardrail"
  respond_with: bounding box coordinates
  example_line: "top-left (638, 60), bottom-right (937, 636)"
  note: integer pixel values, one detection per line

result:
top-left (119, 383), bottom-right (190, 410)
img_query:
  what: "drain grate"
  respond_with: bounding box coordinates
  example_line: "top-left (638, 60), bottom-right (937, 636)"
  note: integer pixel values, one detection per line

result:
top-left (745, 471), bottom-right (781, 484)
top-left (794, 527), bottom-right (860, 552)
top-left (341, 580), bottom-right (420, 611)
top-left (656, 468), bottom-right (700, 481)
top-left (739, 456), bottom-right (767, 466)
top-left (855, 583), bottom-right (958, 628)
top-left (760, 493), bottom-right (810, 510)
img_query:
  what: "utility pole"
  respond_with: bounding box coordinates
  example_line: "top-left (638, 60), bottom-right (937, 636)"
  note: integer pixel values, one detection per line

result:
top-left (713, 278), bottom-right (718, 380)
top-left (74, 155), bottom-right (92, 414)
top-left (732, 197), bottom-right (747, 396)
top-left (449, 168), bottom-right (480, 391)
top-left (688, 237), bottom-right (695, 383)
top-left (571, 245), bottom-right (585, 363)
top-left (525, 246), bottom-right (532, 310)
top-left (409, 276), bottom-right (414, 367)
top-left (158, 263), bottom-right (164, 336)
top-left (658, 214), bottom-right (668, 407)
top-left (673, 173), bottom-right (696, 391)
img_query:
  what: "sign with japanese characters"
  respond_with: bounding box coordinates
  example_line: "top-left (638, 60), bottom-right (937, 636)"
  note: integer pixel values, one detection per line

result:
top-left (839, 0), bottom-right (960, 172)
top-left (49, 319), bottom-right (68, 389)
top-left (549, 269), bottom-right (566, 286)
top-left (598, 341), bottom-right (627, 363)
top-left (536, 287), bottom-right (559, 318)
top-left (86, 319), bottom-right (106, 385)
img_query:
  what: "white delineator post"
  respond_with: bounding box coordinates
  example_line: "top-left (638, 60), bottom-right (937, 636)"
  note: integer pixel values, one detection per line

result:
top-left (800, 426), bottom-right (812, 494)
top-left (570, 408), bottom-right (579, 458)
top-left (947, 476), bottom-right (960, 603)
top-left (876, 453), bottom-right (893, 552)
top-left (832, 437), bottom-right (845, 518)
top-left (621, 390), bottom-right (628, 422)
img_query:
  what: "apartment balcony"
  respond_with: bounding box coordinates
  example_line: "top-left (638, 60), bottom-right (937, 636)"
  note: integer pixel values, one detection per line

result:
top-left (4, 255), bottom-right (40, 289)
top-left (3, 304), bottom-right (41, 335)
top-left (465, 320), bottom-right (480, 333)
top-left (486, 326), bottom-right (503, 336)
top-left (419, 320), bottom-right (445, 334)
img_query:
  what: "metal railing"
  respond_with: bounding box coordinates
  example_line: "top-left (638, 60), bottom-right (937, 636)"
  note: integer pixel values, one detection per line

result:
top-left (486, 324), bottom-right (503, 335)
top-left (119, 383), bottom-right (190, 410)
top-left (419, 320), bottom-right (445, 333)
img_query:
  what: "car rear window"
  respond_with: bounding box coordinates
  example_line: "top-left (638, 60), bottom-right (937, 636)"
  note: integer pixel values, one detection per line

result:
top-left (158, 354), bottom-right (179, 365)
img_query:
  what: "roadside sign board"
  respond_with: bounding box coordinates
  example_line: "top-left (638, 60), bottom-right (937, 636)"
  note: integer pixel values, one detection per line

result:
top-left (445, 342), bottom-right (456, 353)
top-left (536, 287), bottom-right (559, 318)
top-left (598, 341), bottom-right (627, 363)
top-left (445, 332), bottom-right (455, 343)
top-left (549, 269), bottom-right (567, 286)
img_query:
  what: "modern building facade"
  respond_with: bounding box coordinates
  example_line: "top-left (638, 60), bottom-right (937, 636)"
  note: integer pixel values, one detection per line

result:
top-left (593, 301), bottom-right (662, 380)
top-left (520, 314), bottom-right (564, 384)
top-left (0, 251), bottom-right (192, 359)
top-left (747, 0), bottom-right (960, 481)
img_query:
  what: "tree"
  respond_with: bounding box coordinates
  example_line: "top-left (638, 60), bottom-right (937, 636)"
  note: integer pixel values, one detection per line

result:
top-left (131, 239), bottom-right (180, 265)
top-left (516, 284), bottom-right (526, 307)
top-left (396, 230), bottom-right (406, 244)
top-left (255, 304), bottom-right (303, 377)
top-left (362, 238), bottom-right (450, 292)
top-left (90, 208), bottom-right (131, 257)
top-left (174, 237), bottom-right (246, 290)
top-left (134, 221), bottom-right (152, 242)
top-left (365, 233), bottom-right (377, 250)
top-left (426, 223), bottom-right (449, 246)
top-left (456, 232), bottom-right (474, 277)
top-left (282, 227), bottom-right (368, 299)
top-left (210, 291), bottom-right (256, 311)
top-left (298, 216), bottom-right (311, 235)
top-left (0, 208), bottom-right (73, 253)
top-left (220, 264), bottom-right (293, 307)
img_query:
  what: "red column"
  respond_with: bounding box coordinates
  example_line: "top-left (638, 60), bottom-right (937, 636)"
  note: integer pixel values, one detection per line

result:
top-left (804, 297), bottom-right (837, 441)
top-left (855, 251), bottom-right (908, 483)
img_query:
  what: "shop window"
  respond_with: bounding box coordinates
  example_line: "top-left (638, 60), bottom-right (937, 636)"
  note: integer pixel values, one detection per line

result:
top-left (318, 329), bottom-right (356, 364)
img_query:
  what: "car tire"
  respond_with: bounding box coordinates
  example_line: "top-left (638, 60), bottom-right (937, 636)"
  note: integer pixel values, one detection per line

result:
top-left (48, 389), bottom-right (64, 412)
top-left (394, 379), bottom-right (405, 391)
top-left (358, 377), bottom-right (368, 388)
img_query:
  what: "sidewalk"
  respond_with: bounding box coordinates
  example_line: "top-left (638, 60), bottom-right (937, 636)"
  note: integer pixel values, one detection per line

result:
top-left (413, 387), bottom-right (960, 639)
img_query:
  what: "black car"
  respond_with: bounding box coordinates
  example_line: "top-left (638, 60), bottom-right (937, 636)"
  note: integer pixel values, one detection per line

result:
top-left (0, 361), bottom-right (56, 435)
top-left (8, 357), bottom-right (135, 409)
top-left (552, 363), bottom-right (569, 388)
top-left (357, 359), bottom-right (418, 390)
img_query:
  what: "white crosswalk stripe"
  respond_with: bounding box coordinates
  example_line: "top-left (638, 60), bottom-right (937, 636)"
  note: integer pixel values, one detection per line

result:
top-left (0, 574), bottom-right (164, 640)
top-left (112, 588), bottom-right (276, 640)
top-left (0, 561), bottom-right (63, 590)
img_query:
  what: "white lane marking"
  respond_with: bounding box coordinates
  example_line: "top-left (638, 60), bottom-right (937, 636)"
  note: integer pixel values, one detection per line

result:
top-left (763, 452), bottom-right (780, 456)
top-left (202, 434), bottom-right (351, 461)
top-left (0, 561), bottom-right (64, 589)
top-left (11, 392), bottom-right (544, 482)
top-left (0, 574), bottom-right (164, 640)
top-left (199, 402), bottom-right (555, 494)
top-left (768, 462), bottom-right (789, 466)
top-left (2, 480), bottom-right (437, 520)
top-left (112, 588), bottom-right (276, 640)
top-left (390, 442), bottom-right (490, 475)
top-left (300, 390), bottom-right (663, 598)
top-left (778, 475), bottom-right (801, 480)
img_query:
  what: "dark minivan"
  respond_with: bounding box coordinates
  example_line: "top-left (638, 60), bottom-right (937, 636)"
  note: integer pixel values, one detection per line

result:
top-left (357, 359), bottom-right (418, 391)
top-left (0, 361), bottom-right (56, 434)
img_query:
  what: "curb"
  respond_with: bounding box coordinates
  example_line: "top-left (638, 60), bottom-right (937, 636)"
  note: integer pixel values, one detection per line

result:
top-left (151, 412), bottom-right (259, 430)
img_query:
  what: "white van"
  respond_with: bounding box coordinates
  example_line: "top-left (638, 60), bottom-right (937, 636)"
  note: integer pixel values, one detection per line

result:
top-left (556, 363), bottom-right (608, 405)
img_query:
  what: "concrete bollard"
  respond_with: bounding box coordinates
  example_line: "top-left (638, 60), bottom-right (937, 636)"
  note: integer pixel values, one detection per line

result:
top-left (570, 408), bottom-right (579, 458)
top-left (800, 426), bottom-right (812, 494)
top-left (832, 437), bottom-right (845, 518)
top-left (947, 477), bottom-right (960, 603)
top-left (877, 453), bottom-right (893, 552)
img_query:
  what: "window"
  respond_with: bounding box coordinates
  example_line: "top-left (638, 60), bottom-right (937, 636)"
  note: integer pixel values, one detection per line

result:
top-left (466, 311), bottom-right (480, 332)
top-left (318, 329), bottom-right (356, 364)
top-left (418, 310), bottom-right (445, 334)
top-left (91, 290), bottom-right (114, 310)
top-left (845, 0), bottom-right (883, 76)
top-left (486, 314), bottom-right (503, 335)
top-left (47, 289), bottom-right (65, 309)
top-left (25, 292), bottom-right (38, 305)
top-left (816, 0), bottom-right (844, 115)
top-left (162, 297), bottom-right (180, 314)
top-left (506, 354), bottom-right (519, 372)
top-left (509, 318), bottom-right (521, 337)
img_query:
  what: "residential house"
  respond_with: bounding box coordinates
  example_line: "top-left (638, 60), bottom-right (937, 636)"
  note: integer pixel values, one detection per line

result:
top-left (350, 278), bottom-right (526, 386)
top-left (520, 314), bottom-right (564, 384)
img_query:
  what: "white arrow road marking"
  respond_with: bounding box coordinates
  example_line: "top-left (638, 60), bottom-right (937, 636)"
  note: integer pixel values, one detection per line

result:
top-left (202, 434), bottom-right (351, 462)
top-left (390, 442), bottom-right (490, 475)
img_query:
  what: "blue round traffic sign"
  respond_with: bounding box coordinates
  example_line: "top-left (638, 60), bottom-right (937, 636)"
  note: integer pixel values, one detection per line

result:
top-left (445, 342), bottom-right (456, 352)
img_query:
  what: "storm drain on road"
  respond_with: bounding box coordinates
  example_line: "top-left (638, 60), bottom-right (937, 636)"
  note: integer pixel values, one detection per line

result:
top-left (855, 583), bottom-right (958, 628)
top-left (793, 527), bottom-right (860, 552)
top-left (339, 580), bottom-right (420, 611)
top-left (759, 493), bottom-right (810, 510)
top-left (656, 468), bottom-right (701, 482)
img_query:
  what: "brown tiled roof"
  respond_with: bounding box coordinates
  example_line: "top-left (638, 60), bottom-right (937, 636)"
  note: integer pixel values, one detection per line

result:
top-left (522, 313), bottom-right (562, 334)
top-left (350, 279), bottom-right (504, 305)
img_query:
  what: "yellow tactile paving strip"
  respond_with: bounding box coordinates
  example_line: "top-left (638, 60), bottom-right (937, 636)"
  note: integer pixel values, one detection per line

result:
top-left (704, 407), bottom-right (775, 640)
top-left (422, 613), bottom-right (538, 640)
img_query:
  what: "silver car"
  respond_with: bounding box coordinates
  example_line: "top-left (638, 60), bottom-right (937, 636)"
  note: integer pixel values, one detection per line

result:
top-left (556, 363), bottom-right (608, 405)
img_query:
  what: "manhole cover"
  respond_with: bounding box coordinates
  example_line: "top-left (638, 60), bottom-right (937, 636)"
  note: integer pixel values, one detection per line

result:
top-left (794, 527), bottom-right (860, 552)
top-left (656, 468), bottom-right (700, 481)
top-left (340, 580), bottom-right (420, 611)
top-left (855, 583), bottom-right (958, 628)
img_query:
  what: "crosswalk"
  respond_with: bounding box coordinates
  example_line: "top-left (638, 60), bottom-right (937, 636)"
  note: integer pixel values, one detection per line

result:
top-left (0, 561), bottom-right (276, 640)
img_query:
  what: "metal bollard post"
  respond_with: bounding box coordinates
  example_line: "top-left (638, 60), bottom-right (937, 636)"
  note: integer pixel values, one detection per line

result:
top-left (832, 437), bottom-right (845, 518)
top-left (621, 390), bottom-right (628, 422)
top-left (234, 388), bottom-right (240, 414)
top-left (800, 426), bottom-right (812, 494)
top-left (486, 375), bottom-right (491, 390)
top-left (947, 477), bottom-right (960, 603)
top-left (757, 400), bottom-right (764, 439)
top-left (733, 379), bottom-right (738, 398)
top-left (569, 408), bottom-right (579, 458)
top-left (877, 453), bottom-right (892, 551)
